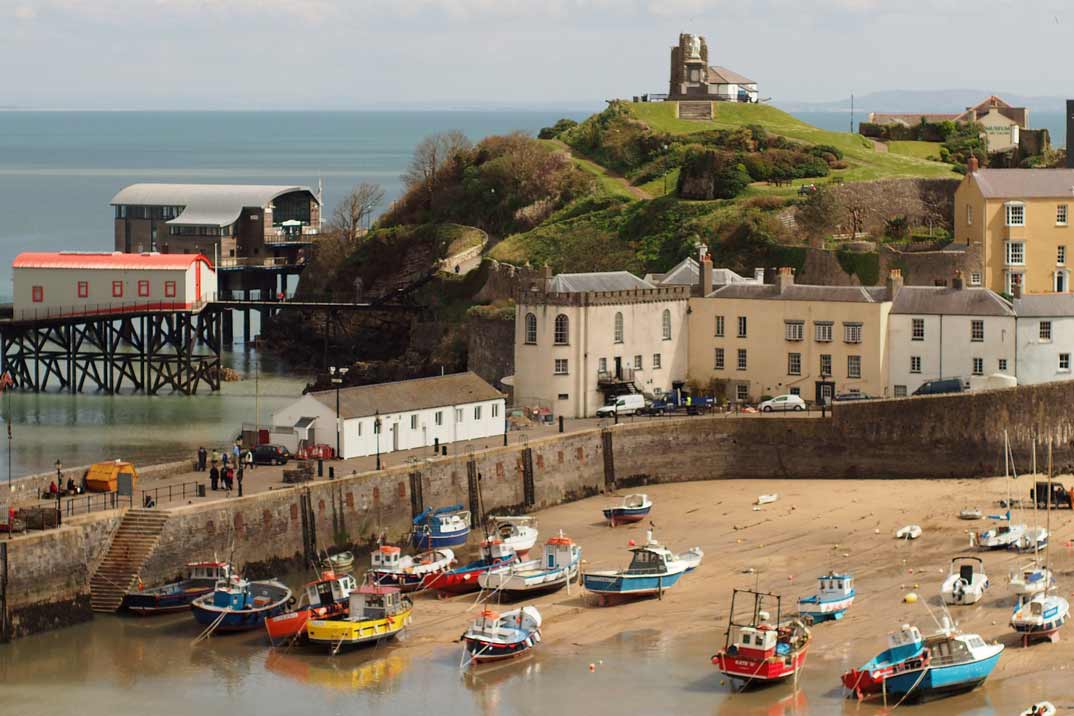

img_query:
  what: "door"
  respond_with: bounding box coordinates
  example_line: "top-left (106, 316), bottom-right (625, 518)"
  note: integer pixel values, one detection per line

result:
top-left (815, 381), bottom-right (834, 406)
top-left (614, 357), bottom-right (622, 380)
top-left (1057, 270), bottom-right (1068, 293)
top-left (392, 422), bottom-right (400, 451)
top-left (195, 262), bottom-right (202, 303)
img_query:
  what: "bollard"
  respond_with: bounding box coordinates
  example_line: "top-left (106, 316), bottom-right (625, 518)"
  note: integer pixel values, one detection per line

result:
top-left (329, 466), bottom-right (335, 480)
top-left (317, 459), bottom-right (324, 477)
top-left (434, 438), bottom-right (439, 455)
top-left (442, 445), bottom-right (447, 456)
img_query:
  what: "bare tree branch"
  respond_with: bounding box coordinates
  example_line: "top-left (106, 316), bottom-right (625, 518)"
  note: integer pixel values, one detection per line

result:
top-left (328, 182), bottom-right (385, 239)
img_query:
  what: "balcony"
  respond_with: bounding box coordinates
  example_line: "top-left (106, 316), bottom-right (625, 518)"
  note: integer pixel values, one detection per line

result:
top-left (598, 366), bottom-right (636, 385)
top-left (265, 224), bottom-right (320, 244)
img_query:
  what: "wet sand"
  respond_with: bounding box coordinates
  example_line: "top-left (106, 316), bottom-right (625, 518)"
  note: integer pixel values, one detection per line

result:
top-left (401, 476), bottom-right (1074, 688)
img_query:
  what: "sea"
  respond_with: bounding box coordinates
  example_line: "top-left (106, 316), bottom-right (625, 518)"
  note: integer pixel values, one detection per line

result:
top-left (0, 107), bottom-right (1062, 479)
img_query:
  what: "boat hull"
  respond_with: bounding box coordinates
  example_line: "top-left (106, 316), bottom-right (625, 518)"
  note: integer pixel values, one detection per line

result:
top-left (797, 593), bottom-right (854, 623)
top-left (412, 529), bottom-right (469, 550)
top-left (464, 633), bottom-right (539, 664)
top-left (423, 557), bottom-right (513, 595)
top-left (602, 506), bottom-right (651, 525)
top-left (583, 569), bottom-right (684, 598)
top-left (123, 580), bottom-right (216, 615)
top-left (367, 571), bottom-right (428, 592)
top-left (877, 652), bottom-right (1001, 701)
top-left (713, 646), bottom-right (808, 685)
top-left (191, 582), bottom-right (292, 633)
top-left (306, 609), bottom-right (411, 650)
top-left (265, 604), bottom-right (346, 642)
top-left (479, 562), bottom-right (579, 596)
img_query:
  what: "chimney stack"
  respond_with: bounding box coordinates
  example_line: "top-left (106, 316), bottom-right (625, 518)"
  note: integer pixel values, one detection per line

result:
top-left (775, 266), bottom-right (795, 294)
top-left (966, 155), bottom-right (979, 175)
top-left (886, 268), bottom-right (904, 300)
top-left (699, 250), bottom-right (713, 296)
top-left (1013, 281), bottom-right (1023, 299)
top-left (952, 270), bottom-right (964, 290)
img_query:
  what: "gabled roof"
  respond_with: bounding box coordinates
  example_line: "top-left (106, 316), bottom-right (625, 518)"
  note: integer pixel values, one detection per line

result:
top-left (707, 66), bottom-right (755, 85)
top-left (891, 286), bottom-right (1014, 316)
top-left (707, 283), bottom-right (889, 303)
top-left (548, 271), bottom-right (654, 293)
top-left (1014, 294), bottom-right (1074, 318)
top-left (110, 183), bottom-right (318, 228)
top-left (12, 252), bottom-right (213, 271)
top-left (969, 169), bottom-right (1074, 199)
top-left (308, 371), bottom-right (503, 420)
top-left (650, 257), bottom-right (761, 290)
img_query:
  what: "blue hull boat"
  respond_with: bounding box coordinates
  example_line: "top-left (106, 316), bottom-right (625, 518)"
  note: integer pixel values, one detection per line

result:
top-left (122, 562), bottom-right (232, 615)
top-left (797, 573), bottom-right (855, 623)
top-left (191, 578), bottom-right (293, 633)
top-left (583, 541), bottom-right (692, 604)
top-left (601, 494), bottom-right (652, 526)
top-left (412, 505), bottom-right (471, 550)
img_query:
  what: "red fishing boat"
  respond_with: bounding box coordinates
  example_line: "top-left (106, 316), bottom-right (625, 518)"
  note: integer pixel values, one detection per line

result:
top-left (264, 570), bottom-right (358, 644)
top-left (421, 540), bottom-right (515, 596)
top-left (712, 589), bottom-right (811, 687)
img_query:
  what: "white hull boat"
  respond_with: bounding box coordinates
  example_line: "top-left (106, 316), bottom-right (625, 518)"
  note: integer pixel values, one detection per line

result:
top-left (490, 516), bottom-right (539, 557)
top-left (1010, 565), bottom-right (1055, 600)
top-left (1011, 592), bottom-right (1070, 645)
top-left (977, 522), bottom-right (1025, 550)
top-left (479, 534), bottom-right (580, 595)
top-left (940, 556), bottom-right (989, 605)
top-left (895, 524), bottom-right (922, 540)
top-left (676, 546), bottom-right (704, 572)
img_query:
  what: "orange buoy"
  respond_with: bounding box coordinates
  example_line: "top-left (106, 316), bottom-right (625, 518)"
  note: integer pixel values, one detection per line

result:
top-left (588, 663), bottom-right (596, 672)
top-left (627, 539), bottom-right (636, 547)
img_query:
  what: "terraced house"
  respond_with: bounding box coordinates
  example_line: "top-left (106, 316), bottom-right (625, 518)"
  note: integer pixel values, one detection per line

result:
top-left (954, 164), bottom-right (1074, 295)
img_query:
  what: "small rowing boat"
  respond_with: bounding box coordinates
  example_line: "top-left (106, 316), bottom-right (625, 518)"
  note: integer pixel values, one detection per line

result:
top-left (462, 606), bottom-right (542, 666)
top-left (602, 493), bottom-right (652, 526)
top-left (895, 524), bottom-right (922, 540)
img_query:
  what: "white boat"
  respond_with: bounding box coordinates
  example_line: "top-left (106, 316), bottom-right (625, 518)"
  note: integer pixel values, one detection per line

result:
top-left (1011, 591), bottom-right (1070, 645)
top-left (676, 546), bottom-right (704, 572)
top-left (940, 556), bottom-right (989, 605)
top-left (478, 533), bottom-right (581, 595)
top-left (755, 493), bottom-right (778, 505)
top-left (977, 522), bottom-right (1025, 549)
top-left (461, 606), bottom-right (542, 666)
top-left (1013, 525), bottom-right (1049, 552)
top-left (959, 507), bottom-right (983, 520)
top-left (1021, 702), bottom-right (1057, 716)
top-left (797, 572), bottom-right (855, 623)
top-left (895, 524), bottom-right (922, 540)
top-left (367, 545), bottom-right (455, 591)
top-left (1009, 563), bottom-right (1055, 601)
top-left (489, 516), bottom-right (539, 557)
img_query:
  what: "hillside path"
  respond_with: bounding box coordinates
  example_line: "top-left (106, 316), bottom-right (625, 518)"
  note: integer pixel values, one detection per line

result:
top-left (547, 139), bottom-right (651, 200)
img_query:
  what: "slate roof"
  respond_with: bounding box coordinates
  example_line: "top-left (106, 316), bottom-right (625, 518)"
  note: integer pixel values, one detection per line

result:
top-left (970, 169), bottom-right (1074, 199)
top-left (111, 183), bottom-right (318, 227)
top-left (548, 271), bottom-right (654, 293)
top-left (707, 66), bottom-right (755, 85)
top-left (707, 283), bottom-right (889, 302)
top-left (891, 286), bottom-right (1014, 316)
top-left (647, 257), bottom-right (761, 290)
top-left (309, 372), bottom-right (503, 420)
top-left (1014, 294), bottom-right (1074, 318)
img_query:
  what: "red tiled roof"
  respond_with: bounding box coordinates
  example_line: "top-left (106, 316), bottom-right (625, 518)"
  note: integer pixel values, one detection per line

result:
top-left (12, 252), bottom-right (213, 270)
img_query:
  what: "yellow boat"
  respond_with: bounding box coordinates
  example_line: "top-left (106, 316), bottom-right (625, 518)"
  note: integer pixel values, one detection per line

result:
top-left (306, 584), bottom-right (412, 651)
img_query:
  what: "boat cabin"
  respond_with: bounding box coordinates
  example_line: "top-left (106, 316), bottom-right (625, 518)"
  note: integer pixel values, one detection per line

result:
top-left (544, 534), bottom-right (576, 569)
top-left (883, 624), bottom-right (924, 662)
top-left (305, 572), bottom-right (357, 608)
top-left (212, 578), bottom-right (255, 610)
top-left (480, 539), bottom-right (516, 562)
top-left (816, 573), bottom-right (853, 599)
top-left (348, 584), bottom-right (405, 622)
top-left (924, 633), bottom-right (974, 665)
top-left (371, 546), bottom-right (403, 571)
top-left (627, 547), bottom-right (670, 574)
top-left (727, 621), bottom-right (781, 659)
top-left (187, 562), bottom-right (231, 581)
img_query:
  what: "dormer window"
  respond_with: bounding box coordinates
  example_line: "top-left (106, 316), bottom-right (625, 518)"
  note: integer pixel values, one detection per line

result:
top-left (1005, 202), bottom-right (1025, 227)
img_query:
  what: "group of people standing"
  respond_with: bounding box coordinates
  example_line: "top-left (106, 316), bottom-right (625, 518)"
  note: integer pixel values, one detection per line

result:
top-left (196, 444), bottom-right (255, 494)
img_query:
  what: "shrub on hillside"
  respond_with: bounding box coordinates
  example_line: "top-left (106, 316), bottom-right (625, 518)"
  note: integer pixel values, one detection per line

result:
top-left (537, 118), bottom-right (579, 140)
top-left (677, 148), bottom-right (752, 200)
top-left (809, 144), bottom-right (844, 160)
top-left (743, 196), bottom-right (788, 211)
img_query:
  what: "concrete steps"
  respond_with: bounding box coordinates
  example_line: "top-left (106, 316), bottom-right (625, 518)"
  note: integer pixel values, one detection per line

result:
top-left (677, 101), bottom-right (713, 120)
top-left (89, 509), bottom-right (171, 613)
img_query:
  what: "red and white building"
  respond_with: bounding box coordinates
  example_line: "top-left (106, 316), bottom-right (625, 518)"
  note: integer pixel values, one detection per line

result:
top-left (12, 252), bottom-right (217, 321)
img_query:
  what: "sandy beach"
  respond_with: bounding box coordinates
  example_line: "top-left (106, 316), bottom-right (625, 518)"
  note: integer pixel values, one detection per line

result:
top-left (399, 476), bottom-right (1073, 685)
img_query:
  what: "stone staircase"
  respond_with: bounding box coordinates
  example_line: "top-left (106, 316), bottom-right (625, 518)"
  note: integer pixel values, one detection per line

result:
top-left (677, 101), bottom-right (713, 120)
top-left (89, 509), bottom-right (171, 613)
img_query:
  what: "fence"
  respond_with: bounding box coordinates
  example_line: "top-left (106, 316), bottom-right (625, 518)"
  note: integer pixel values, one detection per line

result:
top-left (139, 480), bottom-right (204, 507)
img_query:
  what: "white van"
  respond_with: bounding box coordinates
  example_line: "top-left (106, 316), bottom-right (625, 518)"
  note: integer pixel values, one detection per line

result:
top-left (595, 393), bottom-right (646, 417)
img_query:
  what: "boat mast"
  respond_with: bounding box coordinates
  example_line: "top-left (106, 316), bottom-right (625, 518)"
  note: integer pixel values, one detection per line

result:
top-left (1032, 438), bottom-right (1040, 560)
top-left (1046, 439), bottom-right (1053, 578)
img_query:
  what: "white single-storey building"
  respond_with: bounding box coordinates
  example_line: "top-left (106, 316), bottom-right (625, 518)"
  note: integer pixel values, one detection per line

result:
top-left (1014, 294), bottom-right (1074, 385)
top-left (270, 371), bottom-right (506, 459)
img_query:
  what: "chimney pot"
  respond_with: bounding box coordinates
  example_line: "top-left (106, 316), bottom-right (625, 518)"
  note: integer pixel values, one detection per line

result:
top-left (775, 266), bottom-right (795, 294)
top-left (967, 155), bottom-right (979, 174)
top-left (698, 252), bottom-right (713, 296)
top-left (886, 268), bottom-right (904, 299)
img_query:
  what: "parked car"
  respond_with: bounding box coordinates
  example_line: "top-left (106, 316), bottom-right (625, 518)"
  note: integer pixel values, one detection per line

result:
top-left (832, 392), bottom-right (877, 402)
top-left (1030, 481), bottom-right (1074, 509)
top-left (253, 444), bottom-right (291, 465)
top-left (758, 394), bottom-right (807, 412)
top-left (596, 393), bottom-right (646, 418)
top-left (912, 378), bottom-right (964, 396)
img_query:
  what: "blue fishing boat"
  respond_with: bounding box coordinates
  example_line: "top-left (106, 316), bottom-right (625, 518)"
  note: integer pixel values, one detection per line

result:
top-left (190, 575), bottom-right (293, 632)
top-left (411, 505), bottom-right (471, 550)
top-left (582, 540), bottom-right (699, 605)
top-left (841, 621), bottom-right (1003, 702)
top-left (797, 572), bottom-right (855, 623)
top-left (602, 493), bottom-right (652, 526)
top-left (122, 561), bottom-right (232, 615)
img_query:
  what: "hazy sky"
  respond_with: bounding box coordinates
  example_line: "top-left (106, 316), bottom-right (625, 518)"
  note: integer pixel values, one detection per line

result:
top-left (4, 0), bottom-right (1071, 109)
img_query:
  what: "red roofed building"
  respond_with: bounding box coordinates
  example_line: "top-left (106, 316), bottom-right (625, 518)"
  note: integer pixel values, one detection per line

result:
top-left (11, 251), bottom-right (217, 320)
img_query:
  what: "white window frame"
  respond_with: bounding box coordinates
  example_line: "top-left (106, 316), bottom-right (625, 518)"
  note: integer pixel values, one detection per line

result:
top-left (972, 357), bottom-right (983, 376)
top-left (492, 403), bottom-right (500, 418)
top-left (784, 320), bottom-right (804, 341)
top-left (1040, 321), bottom-right (1053, 342)
top-left (715, 315), bottom-right (725, 337)
top-left (474, 405), bottom-right (482, 420)
top-left (1061, 245), bottom-right (1068, 266)
top-left (911, 318), bottom-right (925, 341)
top-left (787, 352), bottom-right (801, 375)
top-left (554, 358), bottom-right (568, 375)
top-left (736, 384), bottom-right (748, 402)
top-left (598, 357), bottom-right (607, 373)
top-left (410, 414), bottom-right (418, 430)
top-left (1005, 202), bottom-right (1025, 227)
top-left (613, 312), bottom-right (624, 344)
top-left (910, 356), bottom-right (921, 374)
top-left (847, 355), bottom-right (862, 379)
top-left (633, 355), bottom-right (643, 370)
top-left (814, 322), bottom-right (833, 342)
top-left (661, 309), bottom-right (672, 341)
top-left (553, 314), bottom-right (569, 345)
top-left (843, 322), bottom-right (863, 344)
top-left (737, 316), bottom-right (747, 338)
top-left (1056, 269), bottom-right (1070, 293)
top-left (435, 410), bottom-right (443, 426)
top-left (524, 313), bottom-right (537, 345)
top-left (714, 348), bottom-right (725, 370)
top-left (966, 204), bottom-right (973, 226)
top-left (998, 359), bottom-right (1008, 372)
top-left (969, 271), bottom-right (982, 287)
top-left (652, 353), bottom-right (662, 369)
top-left (1005, 241), bottom-right (1025, 266)
top-left (1061, 353), bottom-right (1071, 372)
top-left (970, 320), bottom-right (984, 342)
top-left (1005, 270), bottom-right (1024, 295)
top-left (894, 385), bottom-right (907, 397)
top-left (455, 408), bottom-right (463, 423)
top-left (736, 348), bottom-right (747, 371)
top-left (1059, 204), bottom-right (1068, 226)
top-left (819, 354), bottom-right (832, 376)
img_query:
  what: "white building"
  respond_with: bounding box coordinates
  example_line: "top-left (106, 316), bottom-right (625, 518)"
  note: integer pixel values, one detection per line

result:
top-left (12, 251), bottom-right (217, 321)
top-left (513, 270), bottom-right (690, 418)
top-left (887, 283), bottom-right (1015, 397)
top-left (1014, 294), bottom-right (1074, 385)
top-left (270, 372), bottom-right (505, 459)
top-left (645, 255), bottom-right (764, 292)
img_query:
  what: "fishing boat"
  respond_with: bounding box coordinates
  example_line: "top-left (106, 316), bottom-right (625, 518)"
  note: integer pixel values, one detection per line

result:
top-left (478, 533), bottom-right (581, 596)
top-left (421, 539), bottom-right (516, 596)
top-left (264, 571), bottom-right (359, 644)
top-left (366, 545), bottom-right (455, 591)
top-left (461, 606), bottom-right (542, 666)
top-left (411, 505), bottom-right (471, 550)
top-left (712, 590), bottom-right (811, 687)
top-left (602, 493), bottom-right (652, 526)
top-left (841, 619), bottom-right (1003, 702)
top-left (1009, 563), bottom-right (1055, 601)
top-left (940, 556), bottom-right (989, 605)
top-left (190, 575), bottom-right (293, 633)
top-left (582, 539), bottom-right (695, 605)
top-left (797, 573), bottom-right (855, 623)
top-left (306, 584), bottom-right (413, 652)
top-left (489, 516), bottom-right (539, 557)
top-left (895, 524), bottom-right (922, 540)
top-left (122, 561), bottom-right (232, 615)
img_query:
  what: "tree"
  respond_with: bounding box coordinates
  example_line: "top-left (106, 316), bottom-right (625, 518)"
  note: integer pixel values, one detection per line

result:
top-left (329, 183), bottom-right (385, 240)
top-left (795, 185), bottom-right (841, 242)
top-left (402, 130), bottom-right (472, 210)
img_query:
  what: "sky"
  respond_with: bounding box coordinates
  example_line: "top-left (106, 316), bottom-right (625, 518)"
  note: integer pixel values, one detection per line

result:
top-left (3, 0), bottom-right (1072, 110)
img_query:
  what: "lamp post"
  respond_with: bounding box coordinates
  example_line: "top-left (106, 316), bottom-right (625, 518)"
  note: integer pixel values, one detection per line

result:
top-left (329, 366), bottom-right (349, 460)
top-left (820, 368), bottom-right (832, 418)
top-left (374, 410), bottom-right (382, 470)
top-left (55, 460), bottom-right (62, 486)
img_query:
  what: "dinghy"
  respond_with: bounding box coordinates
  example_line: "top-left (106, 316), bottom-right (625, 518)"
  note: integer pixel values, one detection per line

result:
top-left (940, 556), bottom-right (989, 605)
top-left (755, 493), bottom-right (778, 505)
top-left (306, 583), bottom-right (412, 652)
top-left (958, 508), bottom-right (983, 520)
top-left (712, 590), bottom-right (811, 687)
top-left (797, 573), bottom-right (855, 623)
top-left (676, 546), bottom-right (704, 572)
top-left (895, 524), bottom-right (922, 540)
top-left (265, 570), bottom-right (358, 643)
top-left (191, 575), bottom-right (293, 633)
top-left (366, 545), bottom-right (454, 592)
top-left (602, 493), bottom-right (652, 526)
top-left (325, 551), bottom-right (354, 571)
top-left (489, 516), bottom-right (539, 558)
top-left (478, 533), bottom-right (581, 596)
top-left (122, 561), bottom-right (232, 615)
top-left (1021, 702), bottom-right (1057, 716)
top-left (461, 606), bottom-right (542, 666)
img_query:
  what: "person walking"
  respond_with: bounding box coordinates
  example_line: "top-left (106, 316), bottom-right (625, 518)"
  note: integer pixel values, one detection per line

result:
top-left (210, 465), bottom-right (220, 491)
top-left (237, 466), bottom-right (244, 497)
top-left (224, 466), bottom-right (234, 493)
top-left (197, 446), bottom-right (207, 472)
top-left (244, 448), bottom-right (254, 472)
top-left (232, 443), bottom-right (241, 465)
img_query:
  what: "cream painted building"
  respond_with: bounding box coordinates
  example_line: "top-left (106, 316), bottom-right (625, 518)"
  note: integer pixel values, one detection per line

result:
top-left (954, 166), bottom-right (1074, 296)
top-left (688, 267), bottom-right (896, 403)
top-left (887, 283), bottom-right (1015, 397)
top-left (513, 271), bottom-right (690, 418)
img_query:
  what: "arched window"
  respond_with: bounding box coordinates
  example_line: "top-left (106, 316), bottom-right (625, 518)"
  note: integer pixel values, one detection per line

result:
top-left (554, 314), bottom-right (569, 345)
top-left (662, 309), bottom-right (672, 341)
top-left (524, 313), bottom-right (537, 344)
top-left (614, 312), bottom-right (624, 344)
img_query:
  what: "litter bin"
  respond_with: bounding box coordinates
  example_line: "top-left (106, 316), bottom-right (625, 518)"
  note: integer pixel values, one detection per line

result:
top-left (197, 483), bottom-right (206, 498)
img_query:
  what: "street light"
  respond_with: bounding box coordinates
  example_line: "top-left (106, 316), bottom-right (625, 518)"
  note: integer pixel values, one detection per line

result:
top-left (374, 410), bottom-right (382, 470)
top-left (329, 366), bottom-right (349, 460)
